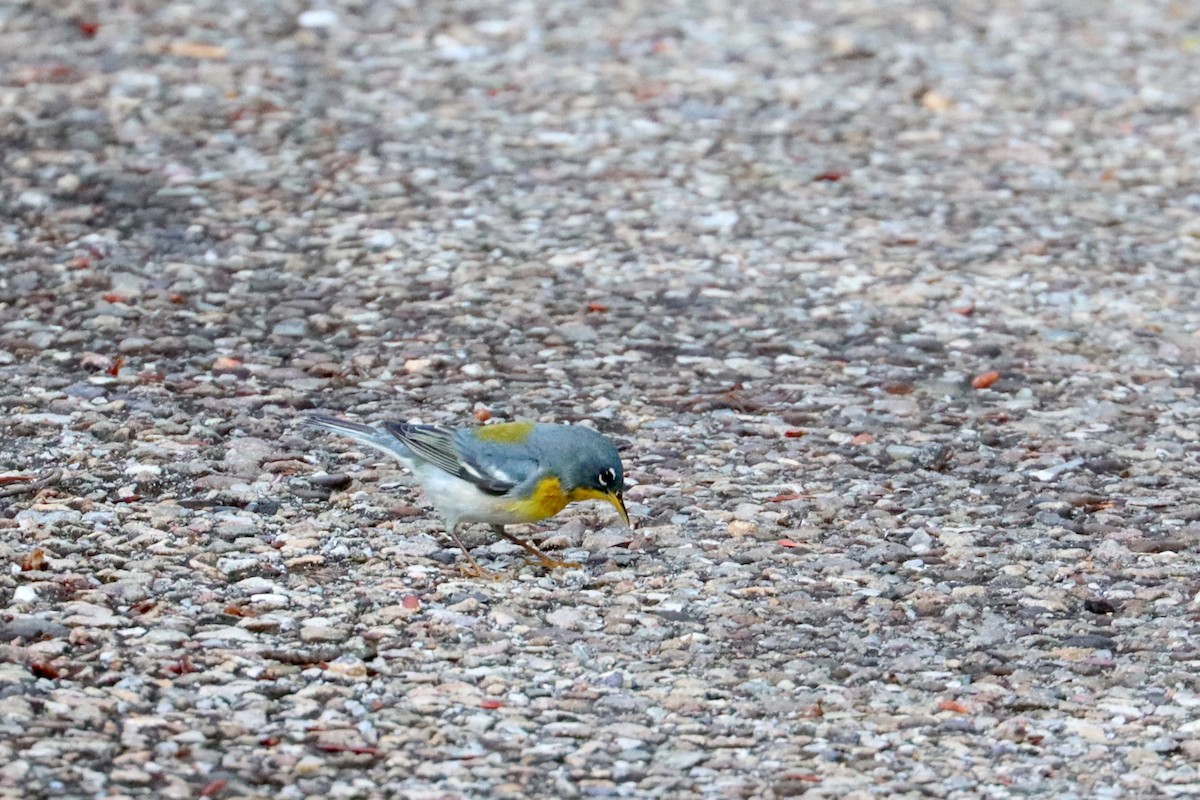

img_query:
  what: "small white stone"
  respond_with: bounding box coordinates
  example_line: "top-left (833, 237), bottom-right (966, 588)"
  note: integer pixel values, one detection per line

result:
top-left (298, 9), bottom-right (338, 28)
top-left (696, 210), bottom-right (739, 233)
top-left (364, 230), bottom-right (396, 251)
top-left (728, 520), bottom-right (757, 538)
top-left (404, 358), bottom-right (432, 373)
top-left (250, 593), bottom-right (290, 609)
top-left (272, 318), bottom-right (307, 337)
top-left (433, 34), bottom-right (486, 61)
top-left (18, 190), bottom-right (49, 208)
top-left (725, 357), bottom-right (771, 379)
top-left (461, 363), bottom-right (487, 377)
top-left (293, 755), bottom-right (325, 775)
top-left (546, 607), bottom-right (583, 630)
top-left (56, 174), bottom-right (81, 193)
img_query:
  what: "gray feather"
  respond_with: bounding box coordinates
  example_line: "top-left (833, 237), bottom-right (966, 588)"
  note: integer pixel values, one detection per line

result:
top-left (384, 422), bottom-right (517, 495)
top-left (304, 414), bottom-right (415, 464)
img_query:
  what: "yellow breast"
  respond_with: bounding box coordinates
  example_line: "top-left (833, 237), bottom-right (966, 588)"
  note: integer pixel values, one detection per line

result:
top-left (507, 475), bottom-right (569, 522)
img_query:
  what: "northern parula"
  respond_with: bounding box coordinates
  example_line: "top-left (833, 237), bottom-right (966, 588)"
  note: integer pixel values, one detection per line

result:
top-left (305, 414), bottom-right (630, 576)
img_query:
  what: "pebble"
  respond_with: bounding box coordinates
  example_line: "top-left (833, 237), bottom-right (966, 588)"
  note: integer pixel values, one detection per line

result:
top-left (545, 607), bottom-right (584, 630)
top-left (17, 190), bottom-right (49, 208)
top-left (271, 319), bottom-right (308, 337)
top-left (582, 529), bottom-right (636, 550)
top-left (15, 508), bottom-right (82, 528)
top-left (293, 755), bottom-right (325, 775)
top-left (217, 557), bottom-right (263, 579)
top-left (0, 616), bottom-right (69, 641)
top-left (64, 382), bottom-right (107, 400)
top-left (726, 520), bottom-right (757, 537)
top-left (364, 231), bottom-right (397, 251)
top-left (300, 625), bottom-right (350, 644)
top-left (325, 655), bottom-right (368, 679)
top-left (222, 437), bottom-right (277, 478)
top-left (310, 473), bottom-right (353, 490)
top-left (298, 9), bottom-right (338, 28)
top-left (556, 323), bottom-right (597, 344)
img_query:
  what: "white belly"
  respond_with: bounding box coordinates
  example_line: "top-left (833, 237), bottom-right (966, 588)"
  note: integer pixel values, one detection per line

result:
top-left (415, 466), bottom-right (527, 528)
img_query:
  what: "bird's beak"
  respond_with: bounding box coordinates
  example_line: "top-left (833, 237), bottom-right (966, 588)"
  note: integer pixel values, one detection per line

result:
top-left (608, 491), bottom-right (631, 527)
top-left (569, 487), bottom-right (632, 527)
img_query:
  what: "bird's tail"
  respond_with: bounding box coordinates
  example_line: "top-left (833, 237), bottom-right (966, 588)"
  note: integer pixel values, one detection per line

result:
top-left (304, 414), bottom-right (415, 465)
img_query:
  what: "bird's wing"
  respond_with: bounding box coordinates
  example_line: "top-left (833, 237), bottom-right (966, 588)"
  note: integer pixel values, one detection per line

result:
top-left (453, 427), bottom-right (541, 495)
top-left (382, 422), bottom-right (534, 496)
top-left (381, 423), bottom-right (463, 476)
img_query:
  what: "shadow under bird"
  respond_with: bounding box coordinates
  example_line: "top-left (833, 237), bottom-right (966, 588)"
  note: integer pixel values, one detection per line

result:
top-left (304, 414), bottom-right (631, 577)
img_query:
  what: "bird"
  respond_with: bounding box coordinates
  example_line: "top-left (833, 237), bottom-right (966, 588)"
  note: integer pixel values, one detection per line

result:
top-left (304, 414), bottom-right (630, 577)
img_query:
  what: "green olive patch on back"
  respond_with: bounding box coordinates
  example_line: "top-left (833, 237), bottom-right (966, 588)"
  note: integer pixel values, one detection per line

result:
top-left (474, 421), bottom-right (536, 444)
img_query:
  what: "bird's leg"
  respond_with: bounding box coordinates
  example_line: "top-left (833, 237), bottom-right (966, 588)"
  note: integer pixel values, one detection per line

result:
top-left (492, 525), bottom-right (581, 570)
top-left (446, 525), bottom-right (496, 580)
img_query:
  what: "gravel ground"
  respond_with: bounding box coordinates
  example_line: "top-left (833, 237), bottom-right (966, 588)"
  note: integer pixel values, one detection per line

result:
top-left (3, 0), bottom-right (1200, 798)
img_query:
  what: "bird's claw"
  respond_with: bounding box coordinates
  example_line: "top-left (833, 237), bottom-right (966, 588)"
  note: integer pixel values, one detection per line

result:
top-left (459, 562), bottom-right (501, 581)
top-left (523, 555), bottom-right (581, 570)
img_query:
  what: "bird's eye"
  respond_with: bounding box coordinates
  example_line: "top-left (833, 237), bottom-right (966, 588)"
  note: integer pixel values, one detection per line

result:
top-left (597, 467), bottom-right (616, 487)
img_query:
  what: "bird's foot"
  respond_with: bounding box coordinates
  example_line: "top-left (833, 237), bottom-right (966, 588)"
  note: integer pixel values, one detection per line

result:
top-left (494, 528), bottom-right (580, 570)
top-left (522, 554), bottom-right (582, 570)
top-left (447, 527), bottom-right (503, 580)
top-left (458, 560), bottom-right (502, 581)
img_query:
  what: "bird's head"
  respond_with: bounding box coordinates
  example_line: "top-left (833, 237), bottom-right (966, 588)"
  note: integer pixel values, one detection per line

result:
top-left (554, 428), bottom-right (630, 526)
